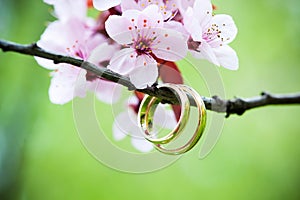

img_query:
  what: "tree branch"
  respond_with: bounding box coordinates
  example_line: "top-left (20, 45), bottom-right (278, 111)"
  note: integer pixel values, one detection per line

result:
top-left (1, 39), bottom-right (300, 117)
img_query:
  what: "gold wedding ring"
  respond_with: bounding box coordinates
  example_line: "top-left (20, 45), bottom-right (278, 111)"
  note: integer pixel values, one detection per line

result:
top-left (139, 83), bottom-right (190, 144)
top-left (154, 85), bottom-right (206, 155)
top-left (138, 83), bottom-right (207, 155)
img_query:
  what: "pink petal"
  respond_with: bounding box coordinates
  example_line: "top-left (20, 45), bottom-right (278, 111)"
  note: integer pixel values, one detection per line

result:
top-left (213, 45), bottom-right (239, 70)
top-left (131, 137), bottom-right (154, 153)
top-left (137, 5), bottom-right (163, 28)
top-left (84, 33), bottom-right (107, 56)
top-left (177, 0), bottom-right (195, 13)
top-left (192, 41), bottom-right (219, 66)
top-left (93, 0), bottom-right (121, 11)
top-left (127, 95), bottom-right (139, 105)
top-left (164, 20), bottom-right (189, 36)
top-left (93, 80), bottom-right (122, 104)
top-left (183, 7), bottom-right (203, 41)
top-left (112, 111), bottom-right (132, 141)
top-left (105, 15), bottom-right (135, 45)
top-left (120, 0), bottom-right (139, 11)
top-left (35, 57), bottom-right (58, 70)
top-left (45, 0), bottom-right (87, 21)
top-left (108, 48), bottom-right (137, 75)
top-left (37, 19), bottom-right (87, 54)
top-left (153, 105), bottom-right (177, 130)
top-left (36, 20), bottom-right (88, 69)
top-left (88, 43), bottom-right (118, 65)
top-left (113, 96), bottom-right (154, 152)
top-left (210, 14), bottom-right (238, 45)
top-left (37, 21), bottom-right (71, 54)
top-left (141, 3), bottom-right (160, 15)
top-left (152, 29), bottom-right (188, 61)
top-left (130, 120), bottom-right (146, 140)
top-left (122, 5), bottom-right (163, 30)
top-left (129, 56), bottom-right (158, 89)
top-left (112, 124), bottom-right (127, 141)
top-left (113, 107), bottom-right (141, 140)
top-left (49, 65), bottom-right (84, 104)
top-left (193, 0), bottom-right (212, 28)
top-left (122, 9), bottom-right (141, 24)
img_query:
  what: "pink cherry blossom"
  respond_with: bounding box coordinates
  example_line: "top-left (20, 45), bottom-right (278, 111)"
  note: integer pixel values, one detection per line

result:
top-left (121, 0), bottom-right (179, 20)
top-left (176, 0), bottom-right (195, 15)
top-left (36, 2), bottom-right (121, 104)
top-left (113, 95), bottom-right (176, 152)
top-left (105, 4), bottom-right (188, 88)
top-left (93, 0), bottom-right (121, 11)
top-left (44, 0), bottom-right (88, 22)
top-left (183, 0), bottom-right (239, 70)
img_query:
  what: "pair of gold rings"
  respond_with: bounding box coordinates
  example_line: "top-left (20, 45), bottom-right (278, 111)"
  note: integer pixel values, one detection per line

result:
top-left (138, 83), bottom-right (207, 155)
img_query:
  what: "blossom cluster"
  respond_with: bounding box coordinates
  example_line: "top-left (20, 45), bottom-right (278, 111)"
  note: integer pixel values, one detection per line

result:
top-left (36, 0), bottom-right (238, 152)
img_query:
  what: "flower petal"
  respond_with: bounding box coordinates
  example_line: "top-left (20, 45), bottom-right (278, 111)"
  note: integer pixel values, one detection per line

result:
top-left (88, 42), bottom-right (118, 65)
top-left (108, 48), bottom-right (137, 75)
top-left (93, 0), bottom-right (121, 11)
top-left (113, 106), bottom-right (143, 139)
top-left (138, 5), bottom-right (163, 28)
top-left (120, 0), bottom-right (139, 11)
top-left (193, 0), bottom-right (212, 28)
top-left (129, 56), bottom-right (158, 89)
top-left (114, 104), bottom-right (154, 152)
top-left (127, 95), bottom-right (139, 105)
top-left (210, 14), bottom-right (238, 45)
top-left (36, 19), bottom-right (91, 69)
top-left (164, 20), bottom-right (189, 36)
top-left (152, 29), bottom-right (188, 61)
top-left (39, 20), bottom-right (84, 49)
top-left (105, 15), bottom-right (135, 45)
top-left (131, 137), bottom-right (154, 153)
top-left (183, 7), bottom-right (203, 41)
top-left (93, 80), bottom-right (122, 104)
top-left (49, 65), bottom-right (84, 104)
top-left (35, 57), bottom-right (59, 70)
top-left (36, 21), bottom-right (71, 69)
top-left (45, 0), bottom-right (87, 21)
top-left (153, 104), bottom-right (177, 130)
top-left (213, 45), bottom-right (239, 70)
top-left (177, 0), bottom-right (195, 14)
top-left (192, 41), bottom-right (219, 66)
top-left (112, 111), bottom-right (132, 141)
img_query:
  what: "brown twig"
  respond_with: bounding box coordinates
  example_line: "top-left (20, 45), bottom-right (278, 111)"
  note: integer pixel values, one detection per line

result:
top-left (1, 39), bottom-right (300, 117)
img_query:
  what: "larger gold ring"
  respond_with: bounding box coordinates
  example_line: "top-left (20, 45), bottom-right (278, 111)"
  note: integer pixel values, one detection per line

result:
top-left (138, 83), bottom-right (190, 144)
top-left (154, 85), bottom-right (206, 155)
top-left (138, 83), bottom-right (207, 155)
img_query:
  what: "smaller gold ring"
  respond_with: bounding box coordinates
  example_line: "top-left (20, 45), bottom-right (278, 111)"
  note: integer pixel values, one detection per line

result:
top-left (154, 85), bottom-right (207, 155)
top-left (138, 83), bottom-right (190, 144)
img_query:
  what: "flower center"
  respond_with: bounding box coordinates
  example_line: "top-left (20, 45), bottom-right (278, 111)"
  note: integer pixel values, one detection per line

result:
top-left (203, 24), bottom-right (222, 42)
top-left (66, 40), bottom-right (87, 59)
top-left (203, 23), bottom-right (231, 47)
top-left (133, 35), bottom-right (155, 55)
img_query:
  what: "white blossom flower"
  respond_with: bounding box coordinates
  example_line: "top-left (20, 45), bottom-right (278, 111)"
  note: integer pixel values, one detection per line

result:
top-left (121, 0), bottom-right (179, 20)
top-left (183, 0), bottom-right (239, 70)
top-left (105, 5), bottom-right (188, 88)
top-left (36, 1), bottom-right (121, 104)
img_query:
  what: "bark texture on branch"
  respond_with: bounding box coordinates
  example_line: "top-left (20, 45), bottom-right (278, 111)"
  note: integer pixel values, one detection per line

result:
top-left (1, 39), bottom-right (300, 117)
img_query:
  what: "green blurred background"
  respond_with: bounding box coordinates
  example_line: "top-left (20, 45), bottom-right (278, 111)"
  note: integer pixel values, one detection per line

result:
top-left (1, 0), bottom-right (300, 199)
